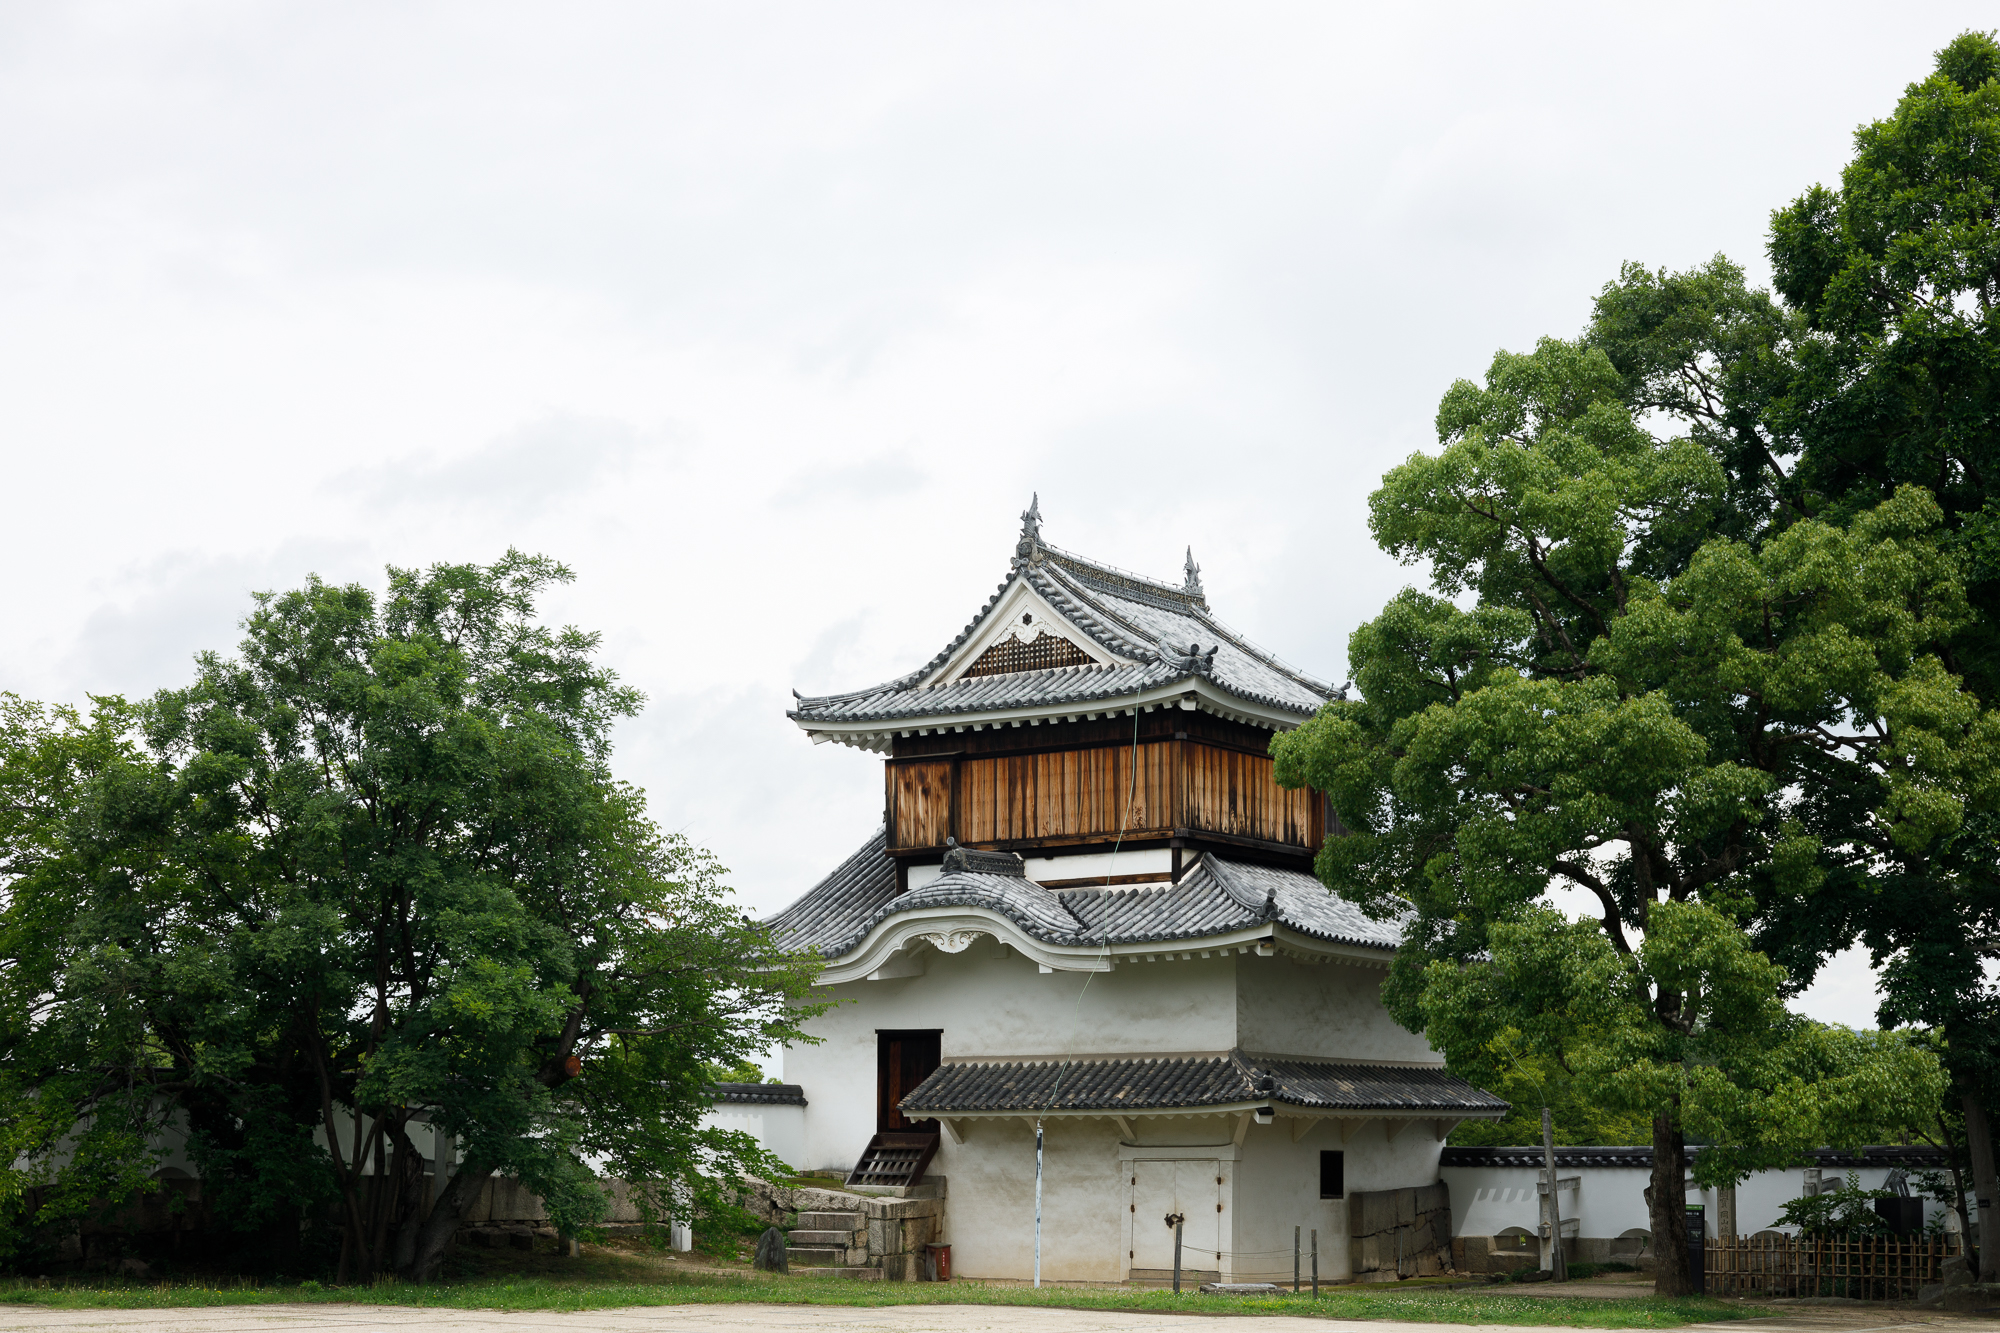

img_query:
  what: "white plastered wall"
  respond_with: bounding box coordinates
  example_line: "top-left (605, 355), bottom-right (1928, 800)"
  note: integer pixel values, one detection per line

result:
top-left (1234, 953), bottom-right (1436, 1064)
top-left (1228, 1116), bottom-right (1454, 1283)
top-left (939, 1117), bottom-right (1132, 1281)
top-left (786, 946), bottom-right (1242, 1173)
top-left (1442, 1160), bottom-right (1952, 1243)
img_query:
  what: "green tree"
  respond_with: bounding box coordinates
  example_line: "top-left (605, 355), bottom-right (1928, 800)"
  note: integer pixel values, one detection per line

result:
top-left (0, 554), bottom-right (824, 1280)
top-left (1763, 30), bottom-right (2000, 1277)
top-left (1273, 337), bottom-right (1969, 1294)
top-left (1443, 1039), bottom-right (1652, 1149)
top-left (1582, 35), bottom-right (2000, 1276)
top-left (0, 694), bottom-right (169, 1268)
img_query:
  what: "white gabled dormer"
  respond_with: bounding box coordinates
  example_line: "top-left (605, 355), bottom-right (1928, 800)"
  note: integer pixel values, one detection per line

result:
top-left (928, 575), bottom-right (1131, 686)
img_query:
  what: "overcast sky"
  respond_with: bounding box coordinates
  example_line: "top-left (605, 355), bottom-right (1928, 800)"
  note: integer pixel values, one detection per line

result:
top-left (4, 1), bottom-right (1986, 1031)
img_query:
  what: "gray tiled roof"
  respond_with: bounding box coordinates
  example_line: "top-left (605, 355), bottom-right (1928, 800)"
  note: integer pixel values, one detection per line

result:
top-left (763, 829), bottom-right (1405, 958)
top-left (899, 1049), bottom-right (1507, 1115)
top-left (708, 1083), bottom-right (808, 1107)
top-left (763, 827), bottom-right (898, 956)
top-left (789, 537), bottom-right (1337, 730)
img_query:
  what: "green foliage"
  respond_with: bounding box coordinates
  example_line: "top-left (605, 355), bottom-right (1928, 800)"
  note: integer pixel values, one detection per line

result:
top-left (1769, 1172), bottom-right (1896, 1236)
top-left (702, 1059), bottom-right (775, 1085)
top-left (1272, 268), bottom-right (1969, 1290)
top-left (1775, 31), bottom-right (2000, 1118)
top-left (0, 554), bottom-right (826, 1277)
top-left (1444, 1041), bottom-right (1651, 1147)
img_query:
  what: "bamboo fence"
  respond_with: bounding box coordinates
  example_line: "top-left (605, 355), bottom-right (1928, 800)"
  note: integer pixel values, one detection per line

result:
top-left (1704, 1232), bottom-right (1963, 1300)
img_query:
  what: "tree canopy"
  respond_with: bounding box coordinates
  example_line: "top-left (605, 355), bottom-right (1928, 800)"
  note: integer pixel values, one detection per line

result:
top-left (0, 553), bottom-right (823, 1279)
top-left (1274, 330), bottom-right (1972, 1292)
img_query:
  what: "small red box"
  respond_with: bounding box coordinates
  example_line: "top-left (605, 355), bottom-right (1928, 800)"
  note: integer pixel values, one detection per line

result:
top-left (924, 1243), bottom-right (952, 1281)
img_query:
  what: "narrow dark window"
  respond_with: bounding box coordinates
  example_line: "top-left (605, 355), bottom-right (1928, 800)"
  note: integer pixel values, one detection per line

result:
top-left (1319, 1150), bottom-right (1344, 1199)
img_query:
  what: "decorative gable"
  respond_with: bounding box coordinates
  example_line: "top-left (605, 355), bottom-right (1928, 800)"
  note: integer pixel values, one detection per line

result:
top-left (933, 573), bottom-right (1124, 686)
top-left (961, 632), bottom-right (1095, 679)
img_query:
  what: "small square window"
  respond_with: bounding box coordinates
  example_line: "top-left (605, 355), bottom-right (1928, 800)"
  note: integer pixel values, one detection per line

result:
top-left (1319, 1150), bottom-right (1344, 1199)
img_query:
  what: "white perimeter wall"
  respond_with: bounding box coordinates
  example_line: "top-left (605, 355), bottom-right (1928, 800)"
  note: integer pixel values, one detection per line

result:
top-left (701, 1103), bottom-right (807, 1172)
top-left (1445, 1160), bottom-right (1959, 1241)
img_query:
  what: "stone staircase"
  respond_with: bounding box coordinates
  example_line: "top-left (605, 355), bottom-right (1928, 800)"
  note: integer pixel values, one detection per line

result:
top-left (743, 1175), bottom-right (946, 1282)
top-left (787, 1207), bottom-right (878, 1279)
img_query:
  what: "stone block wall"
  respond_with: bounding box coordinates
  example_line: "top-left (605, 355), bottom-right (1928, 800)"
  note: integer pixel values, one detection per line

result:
top-left (742, 1176), bottom-right (948, 1279)
top-left (1348, 1182), bottom-right (1453, 1280)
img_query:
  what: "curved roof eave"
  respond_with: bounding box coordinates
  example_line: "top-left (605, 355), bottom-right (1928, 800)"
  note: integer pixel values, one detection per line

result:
top-left (789, 673), bottom-right (1322, 753)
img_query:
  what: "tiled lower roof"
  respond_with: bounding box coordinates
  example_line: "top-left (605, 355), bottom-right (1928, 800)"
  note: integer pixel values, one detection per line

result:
top-left (763, 829), bottom-right (1405, 958)
top-left (900, 1050), bottom-right (1508, 1115)
top-left (763, 827), bottom-right (898, 955)
top-left (708, 1083), bottom-right (808, 1107)
top-left (1440, 1145), bottom-right (1949, 1169)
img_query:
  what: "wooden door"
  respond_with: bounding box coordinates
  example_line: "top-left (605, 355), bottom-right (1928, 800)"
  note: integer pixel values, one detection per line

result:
top-left (876, 1030), bottom-right (941, 1133)
top-left (1129, 1159), bottom-right (1220, 1276)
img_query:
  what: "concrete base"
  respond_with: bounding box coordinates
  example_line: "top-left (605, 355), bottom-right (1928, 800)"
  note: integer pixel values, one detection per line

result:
top-left (1452, 1235), bottom-right (1651, 1276)
top-left (1918, 1281), bottom-right (2000, 1309)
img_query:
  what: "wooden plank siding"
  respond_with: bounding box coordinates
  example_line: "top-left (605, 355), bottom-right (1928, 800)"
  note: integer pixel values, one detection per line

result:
top-left (886, 735), bottom-right (1323, 855)
top-left (956, 741), bottom-right (1177, 845)
top-left (886, 759), bottom-right (954, 850)
top-left (1179, 743), bottom-right (1321, 847)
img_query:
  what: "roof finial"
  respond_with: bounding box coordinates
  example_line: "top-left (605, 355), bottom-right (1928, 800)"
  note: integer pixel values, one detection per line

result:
top-left (1182, 546), bottom-right (1204, 600)
top-left (1014, 493), bottom-right (1045, 567)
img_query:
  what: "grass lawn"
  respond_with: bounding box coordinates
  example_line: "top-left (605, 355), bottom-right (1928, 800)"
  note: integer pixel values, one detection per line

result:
top-left (0, 1241), bottom-right (1765, 1327)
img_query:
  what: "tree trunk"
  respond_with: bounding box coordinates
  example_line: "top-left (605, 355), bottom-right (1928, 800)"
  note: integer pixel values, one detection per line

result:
top-left (1648, 1113), bottom-right (1694, 1297)
top-left (1965, 1089), bottom-right (1998, 1282)
top-left (1940, 1111), bottom-right (1973, 1244)
top-left (402, 1155), bottom-right (488, 1283)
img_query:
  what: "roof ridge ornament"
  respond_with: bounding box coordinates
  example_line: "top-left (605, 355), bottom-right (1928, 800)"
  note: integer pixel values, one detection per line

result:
top-left (1161, 640), bottom-right (1220, 676)
top-left (942, 836), bottom-right (1029, 878)
top-left (1014, 493), bottom-right (1044, 568)
top-left (1182, 547), bottom-right (1204, 601)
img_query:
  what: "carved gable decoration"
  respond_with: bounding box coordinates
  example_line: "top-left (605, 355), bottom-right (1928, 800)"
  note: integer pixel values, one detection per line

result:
top-left (960, 631), bottom-right (1095, 679)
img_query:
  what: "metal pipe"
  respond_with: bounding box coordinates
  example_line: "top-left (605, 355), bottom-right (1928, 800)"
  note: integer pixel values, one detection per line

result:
top-left (1294, 1224), bottom-right (1300, 1293)
top-left (1311, 1228), bottom-right (1318, 1297)
top-left (1034, 1119), bottom-right (1044, 1289)
top-left (1173, 1216), bottom-right (1184, 1294)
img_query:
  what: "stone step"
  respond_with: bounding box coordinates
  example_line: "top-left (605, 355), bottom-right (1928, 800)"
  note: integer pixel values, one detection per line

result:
top-left (790, 1229), bottom-right (864, 1247)
top-left (795, 1211), bottom-right (866, 1230)
top-left (794, 1266), bottom-right (883, 1280)
top-left (786, 1246), bottom-right (865, 1267)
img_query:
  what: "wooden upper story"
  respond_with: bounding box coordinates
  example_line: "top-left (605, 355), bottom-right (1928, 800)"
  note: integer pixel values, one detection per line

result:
top-left (885, 710), bottom-right (1324, 864)
top-left (788, 501), bottom-right (1340, 872)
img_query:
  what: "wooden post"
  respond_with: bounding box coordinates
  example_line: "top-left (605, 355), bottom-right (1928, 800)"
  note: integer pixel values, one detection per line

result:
top-left (1542, 1107), bottom-right (1567, 1281)
top-left (1311, 1227), bottom-right (1319, 1297)
top-left (1294, 1225), bottom-right (1300, 1292)
top-left (1173, 1216), bottom-right (1184, 1294)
